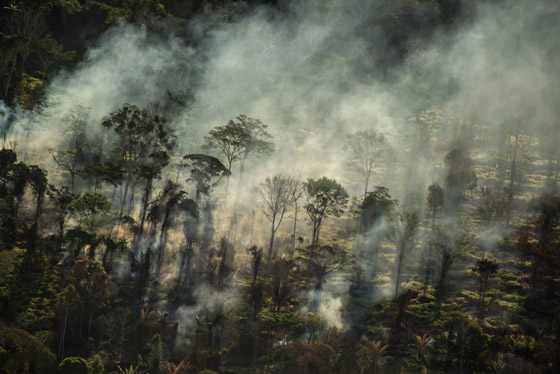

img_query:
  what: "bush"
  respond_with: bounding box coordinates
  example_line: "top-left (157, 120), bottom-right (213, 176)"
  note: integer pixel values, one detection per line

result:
top-left (59, 356), bottom-right (92, 374)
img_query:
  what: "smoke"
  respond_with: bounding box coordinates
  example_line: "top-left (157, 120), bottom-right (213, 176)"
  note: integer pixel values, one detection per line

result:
top-left (7, 0), bottom-right (558, 201)
top-left (0, 101), bottom-right (15, 147)
top-left (174, 283), bottom-right (240, 341)
top-left (4, 0), bottom-right (560, 340)
top-left (318, 293), bottom-right (344, 330)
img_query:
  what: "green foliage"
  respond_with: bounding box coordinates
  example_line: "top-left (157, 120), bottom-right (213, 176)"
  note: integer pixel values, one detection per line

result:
top-left (16, 74), bottom-right (46, 111)
top-left (0, 324), bottom-right (56, 372)
top-left (70, 192), bottom-right (112, 234)
top-left (59, 356), bottom-right (92, 374)
top-left (203, 114), bottom-right (274, 169)
top-left (360, 186), bottom-right (397, 230)
top-left (296, 245), bottom-right (353, 286)
top-left (305, 177), bottom-right (349, 218)
top-left (433, 310), bottom-right (489, 372)
top-left (139, 333), bottom-right (164, 374)
top-left (0, 346), bottom-right (7, 372)
top-left (181, 154), bottom-right (230, 197)
top-left (257, 311), bottom-right (300, 329)
top-left (304, 177), bottom-right (349, 244)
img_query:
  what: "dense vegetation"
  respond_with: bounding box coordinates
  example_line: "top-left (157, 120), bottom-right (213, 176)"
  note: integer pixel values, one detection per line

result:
top-left (1, 0), bottom-right (560, 373)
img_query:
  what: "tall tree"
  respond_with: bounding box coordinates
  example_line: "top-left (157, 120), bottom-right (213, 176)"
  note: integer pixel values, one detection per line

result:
top-left (297, 244), bottom-right (353, 313)
top-left (444, 148), bottom-right (477, 204)
top-left (426, 183), bottom-right (444, 227)
top-left (102, 104), bottom-right (176, 214)
top-left (389, 212), bottom-right (420, 299)
top-left (69, 192), bottom-right (111, 236)
top-left (344, 129), bottom-right (391, 199)
top-left (358, 186), bottom-right (397, 266)
top-left (304, 177), bottom-right (349, 245)
top-left (148, 179), bottom-right (186, 279)
top-left (47, 185), bottom-right (75, 251)
top-left (134, 150), bottom-right (170, 240)
top-left (472, 259), bottom-right (498, 320)
top-left (52, 106), bottom-right (90, 193)
top-left (288, 175), bottom-right (305, 258)
top-left (181, 154), bottom-right (230, 203)
top-left (256, 173), bottom-right (294, 260)
top-left (203, 115), bottom-right (274, 204)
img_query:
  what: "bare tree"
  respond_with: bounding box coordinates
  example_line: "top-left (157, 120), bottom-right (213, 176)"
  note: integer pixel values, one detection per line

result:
top-left (257, 173), bottom-right (293, 260)
top-left (288, 174), bottom-right (305, 258)
top-left (344, 129), bottom-right (391, 200)
top-left (52, 106), bottom-right (90, 193)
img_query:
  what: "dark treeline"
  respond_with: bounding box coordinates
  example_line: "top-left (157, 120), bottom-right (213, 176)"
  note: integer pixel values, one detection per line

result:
top-left (1, 0), bottom-right (560, 374)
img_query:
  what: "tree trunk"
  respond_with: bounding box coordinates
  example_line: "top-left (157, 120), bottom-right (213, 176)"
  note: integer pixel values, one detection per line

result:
top-left (314, 217), bottom-right (323, 245)
top-left (4, 55), bottom-right (17, 98)
top-left (508, 125), bottom-right (520, 204)
top-left (364, 170), bottom-right (370, 200)
top-left (268, 217), bottom-right (276, 260)
top-left (58, 295), bottom-right (69, 357)
top-left (291, 203), bottom-right (298, 258)
top-left (395, 250), bottom-right (404, 300)
top-left (138, 179), bottom-right (153, 237)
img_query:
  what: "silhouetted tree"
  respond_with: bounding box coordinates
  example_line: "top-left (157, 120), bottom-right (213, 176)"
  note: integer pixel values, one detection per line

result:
top-left (304, 177), bottom-right (349, 245)
top-left (256, 173), bottom-right (294, 260)
top-left (203, 115), bottom-right (274, 204)
top-left (444, 148), bottom-right (477, 204)
top-left (389, 212), bottom-right (420, 299)
top-left (472, 259), bottom-right (498, 320)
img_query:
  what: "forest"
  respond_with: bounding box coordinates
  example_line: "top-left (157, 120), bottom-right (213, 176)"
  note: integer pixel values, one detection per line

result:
top-left (1, 0), bottom-right (560, 373)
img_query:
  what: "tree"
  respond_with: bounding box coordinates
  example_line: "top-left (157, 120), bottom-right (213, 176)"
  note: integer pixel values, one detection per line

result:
top-left (134, 150), bottom-right (170, 239)
top-left (431, 226), bottom-right (468, 298)
top-left (33, 34), bottom-right (74, 78)
top-left (344, 129), bottom-right (391, 199)
top-left (47, 185), bottom-right (75, 251)
top-left (83, 161), bottom-right (125, 192)
top-left (52, 106), bottom-right (90, 193)
top-left (297, 245), bottom-right (352, 314)
top-left (356, 340), bottom-right (390, 374)
top-left (288, 175), bottom-right (305, 258)
top-left (102, 104), bottom-right (176, 212)
top-left (89, 355), bottom-right (104, 374)
top-left (246, 245), bottom-right (263, 296)
top-left (358, 186), bottom-right (397, 269)
top-left (444, 149), bottom-right (477, 204)
top-left (70, 192), bottom-right (112, 236)
top-left (434, 310), bottom-right (489, 374)
top-left (256, 173), bottom-right (294, 260)
top-left (520, 192), bottom-right (560, 305)
top-left (360, 186), bottom-right (397, 232)
top-left (472, 259), bottom-right (498, 320)
top-left (148, 179), bottom-right (186, 279)
top-left (181, 154), bottom-right (230, 203)
top-left (426, 183), bottom-right (444, 226)
top-left (204, 114), bottom-right (275, 171)
top-left (203, 115), bottom-right (274, 204)
top-left (28, 165), bottom-right (48, 222)
top-left (1, 4), bottom-right (48, 101)
top-left (297, 245), bottom-right (353, 291)
top-left (304, 177), bottom-right (349, 245)
top-left (389, 212), bottom-right (420, 299)
top-left (137, 334), bottom-right (164, 374)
